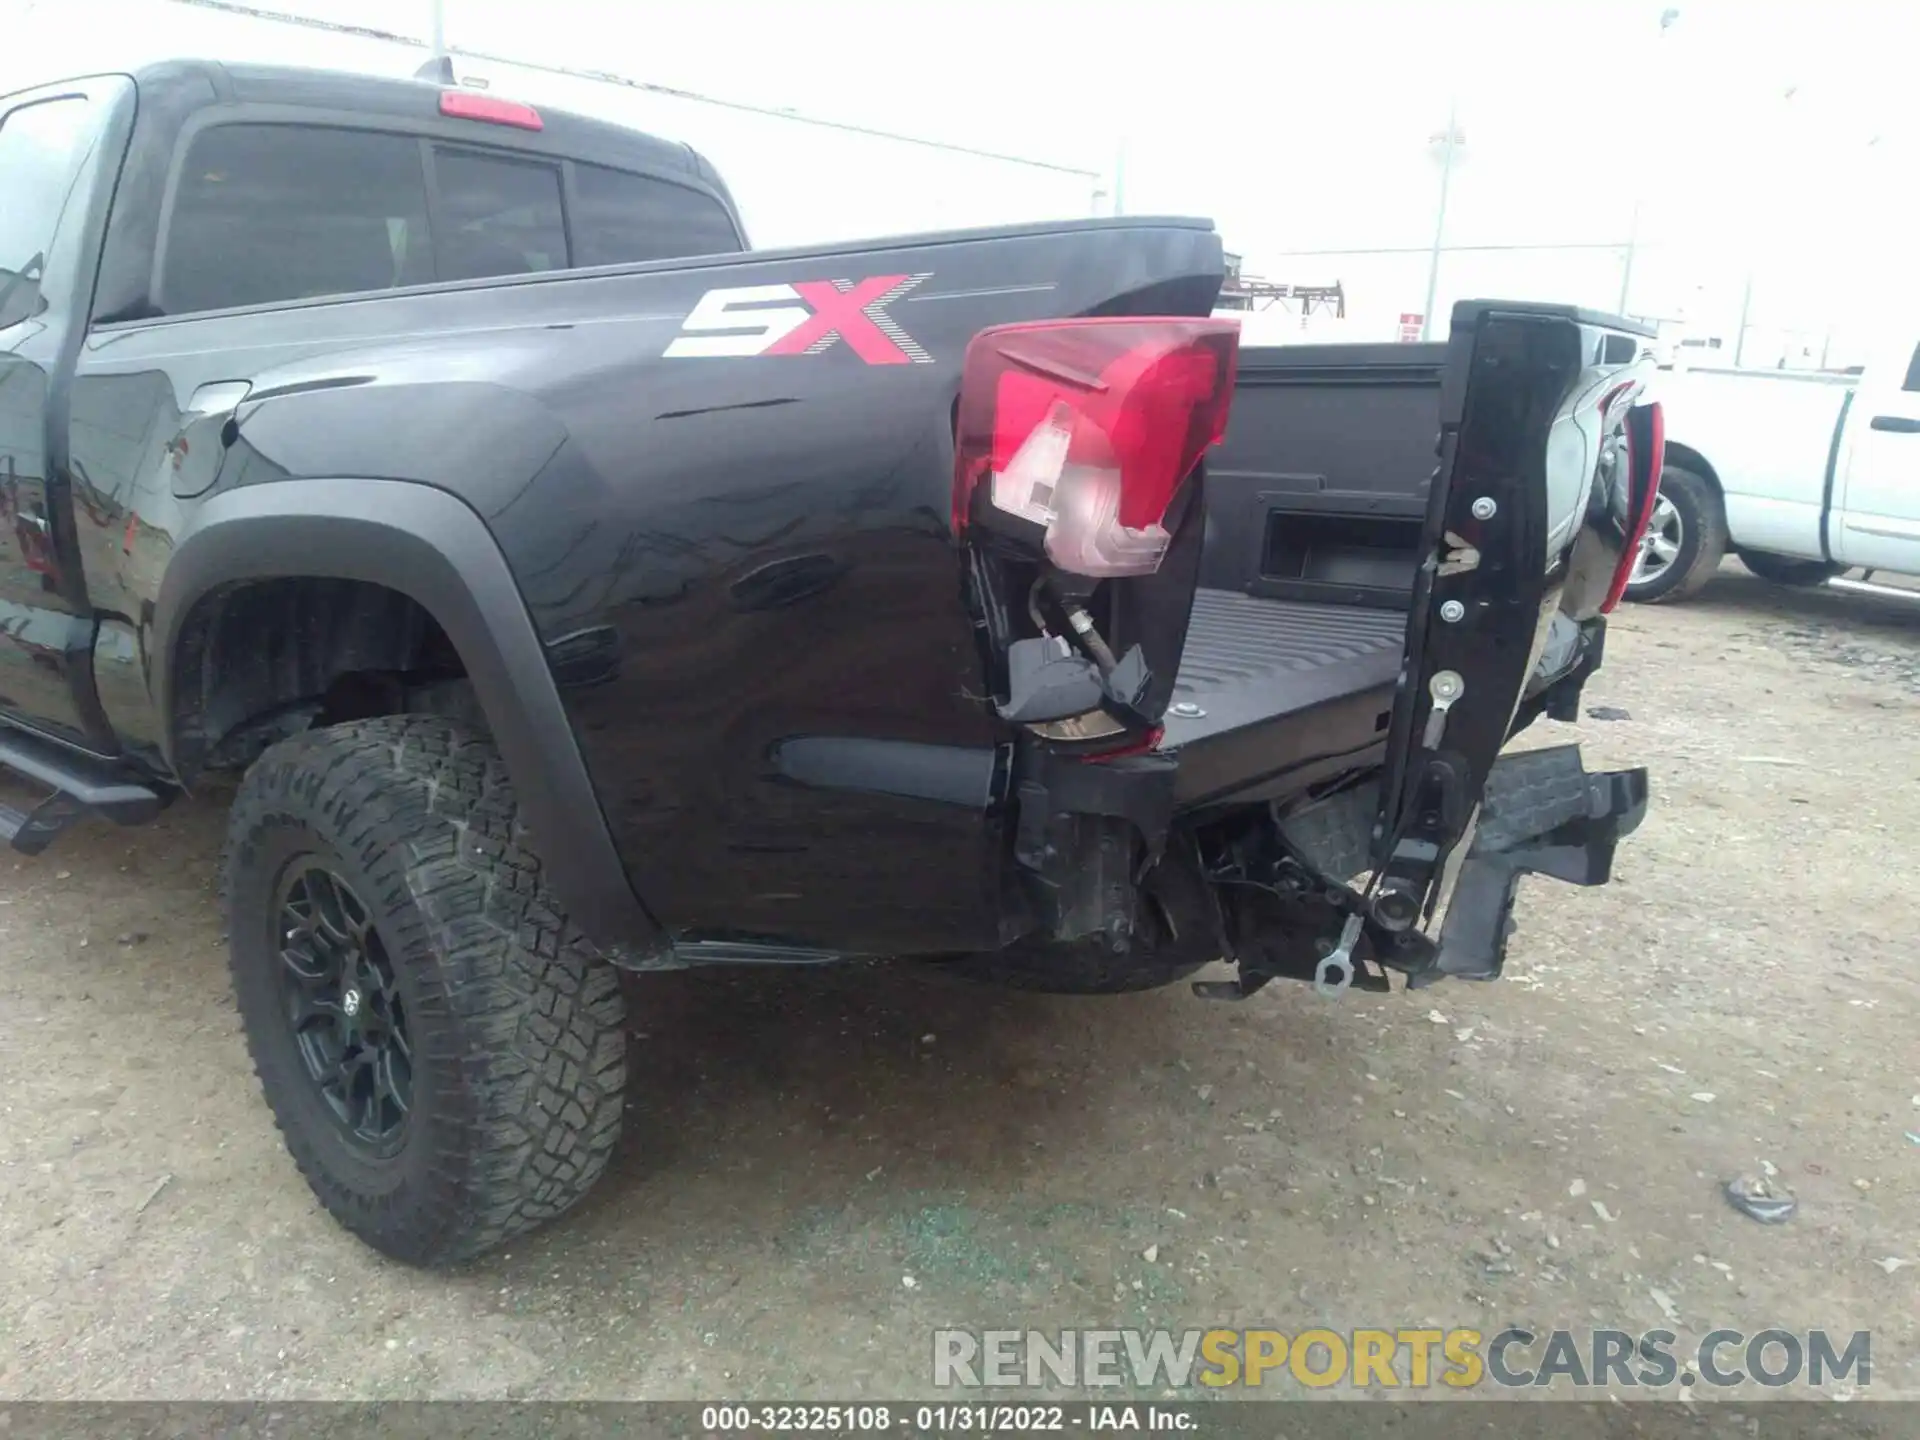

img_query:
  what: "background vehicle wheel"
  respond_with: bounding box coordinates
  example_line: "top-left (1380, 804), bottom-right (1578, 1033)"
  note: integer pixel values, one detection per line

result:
top-left (1737, 550), bottom-right (1845, 588)
top-left (1623, 463), bottom-right (1728, 603)
top-left (223, 715), bottom-right (628, 1266)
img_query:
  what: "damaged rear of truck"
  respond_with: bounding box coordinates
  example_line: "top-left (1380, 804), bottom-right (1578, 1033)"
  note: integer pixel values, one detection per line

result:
top-left (943, 304), bottom-right (1660, 1000)
top-left (0, 61), bottom-right (1661, 1265)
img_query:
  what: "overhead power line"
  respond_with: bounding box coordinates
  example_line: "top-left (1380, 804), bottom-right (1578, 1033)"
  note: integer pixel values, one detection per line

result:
top-left (1273, 242), bottom-right (1641, 257)
top-left (165, 0), bottom-right (1103, 178)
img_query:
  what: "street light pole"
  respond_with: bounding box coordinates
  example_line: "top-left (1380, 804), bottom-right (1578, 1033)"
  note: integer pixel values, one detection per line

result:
top-left (1420, 101), bottom-right (1459, 342)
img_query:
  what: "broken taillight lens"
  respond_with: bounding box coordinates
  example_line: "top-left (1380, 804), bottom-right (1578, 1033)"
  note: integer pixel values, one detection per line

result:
top-left (953, 318), bottom-right (1240, 577)
top-left (1601, 399), bottom-right (1665, 613)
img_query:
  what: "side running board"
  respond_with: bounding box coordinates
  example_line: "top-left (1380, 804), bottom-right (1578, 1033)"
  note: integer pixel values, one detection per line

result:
top-left (0, 727), bottom-right (170, 855)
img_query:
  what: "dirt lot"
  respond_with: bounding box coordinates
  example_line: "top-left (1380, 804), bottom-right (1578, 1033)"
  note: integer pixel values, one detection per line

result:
top-left (2, 561), bottom-right (1917, 1404)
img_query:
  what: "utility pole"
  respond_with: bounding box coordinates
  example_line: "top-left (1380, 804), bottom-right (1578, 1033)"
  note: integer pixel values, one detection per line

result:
top-left (1420, 102), bottom-right (1461, 342)
top-left (1620, 9), bottom-right (1680, 315)
top-left (1617, 198), bottom-right (1641, 315)
top-left (1733, 82), bottom-right (1800, 368)
top-left (413, 0), bottom-right (453, 83)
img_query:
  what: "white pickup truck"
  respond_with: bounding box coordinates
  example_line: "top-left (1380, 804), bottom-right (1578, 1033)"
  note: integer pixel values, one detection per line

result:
top-left (1626, 340), bottom-right (1920, 601)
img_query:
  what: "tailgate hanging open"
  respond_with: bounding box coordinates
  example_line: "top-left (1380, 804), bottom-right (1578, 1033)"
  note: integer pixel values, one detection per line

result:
top-left (1369, 302), bottom-right (1661, 933)
top-left (1214, 302), bottom-right (1663, 996)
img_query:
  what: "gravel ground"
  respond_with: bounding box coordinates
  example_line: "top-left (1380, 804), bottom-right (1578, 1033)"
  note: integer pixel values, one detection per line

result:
top-left (2, 560), bottom-right (1917, 1405)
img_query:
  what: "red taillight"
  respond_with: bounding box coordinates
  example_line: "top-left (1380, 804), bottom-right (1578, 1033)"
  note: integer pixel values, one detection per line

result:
top-left (953, 318), bottom-right (1239, 578)
top-left (1079, 725), bottom-right (1164, 761)
top-left (439, 91), bottom-right (543, 130)
top-left (1601, 400), bottom-right (1665, 613)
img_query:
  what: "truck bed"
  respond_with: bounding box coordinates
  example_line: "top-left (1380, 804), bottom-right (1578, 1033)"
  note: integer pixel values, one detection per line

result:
top-left (1164, 589), bottom-right (1403, 810)
top-left (1164, 342), bottom-right (1444, 812)
top-left (1198, 342), bottom-right (1445, 606)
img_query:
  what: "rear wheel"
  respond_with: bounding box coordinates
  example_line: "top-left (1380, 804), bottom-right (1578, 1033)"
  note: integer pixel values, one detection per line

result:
top-left (1624, 463), bottom-right (1727, 603)
top-left (1737, 550), bottom-right (1845, 588)
top-left (224, 715), bottom-right (628, 1266)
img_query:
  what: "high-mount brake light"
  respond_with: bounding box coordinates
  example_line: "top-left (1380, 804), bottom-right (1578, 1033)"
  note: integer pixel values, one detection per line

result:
top-left (439, 91), bottom-right (544, 131)
top-left (953, 318), bottom-right (1239, 578)
top-left (1601, 399), bottom-right (1665, 613)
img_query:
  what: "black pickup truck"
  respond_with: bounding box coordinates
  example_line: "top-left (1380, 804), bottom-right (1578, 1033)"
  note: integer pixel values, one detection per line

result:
top-left (0, 61), bottom-right (1664, 1265)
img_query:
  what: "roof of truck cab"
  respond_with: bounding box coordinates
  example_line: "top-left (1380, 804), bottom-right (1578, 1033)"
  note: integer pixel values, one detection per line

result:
top-left (121, 58), bottom-right (722, 188)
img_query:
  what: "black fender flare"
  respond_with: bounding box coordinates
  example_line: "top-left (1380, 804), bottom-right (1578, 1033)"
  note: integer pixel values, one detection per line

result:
top-left (152, 476), bottom-right (666, 954)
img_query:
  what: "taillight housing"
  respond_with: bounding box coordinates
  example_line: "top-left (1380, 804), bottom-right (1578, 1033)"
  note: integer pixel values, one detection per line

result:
top-left (953, 318), bottom-right (1239, 577)
top-left (1601, 399), bottom-right (1665, 613)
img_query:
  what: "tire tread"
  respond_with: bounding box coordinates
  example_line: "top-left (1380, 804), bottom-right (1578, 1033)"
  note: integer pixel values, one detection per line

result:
top-left (222, 715), bottom-right (627, 1265)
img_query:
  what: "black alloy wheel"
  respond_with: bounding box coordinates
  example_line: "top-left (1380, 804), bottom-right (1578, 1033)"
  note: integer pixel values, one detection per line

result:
top-left (274, 860), bottom-right (413, 1154)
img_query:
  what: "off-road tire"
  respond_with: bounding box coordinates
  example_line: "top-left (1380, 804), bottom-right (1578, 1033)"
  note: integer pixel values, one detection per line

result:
top-left (1737, 550), bottom-right (1845, 588)
top-left (1625, 463), bottom-right (1727, 603)
top-left (223, 715), bottom-right (628, 1266)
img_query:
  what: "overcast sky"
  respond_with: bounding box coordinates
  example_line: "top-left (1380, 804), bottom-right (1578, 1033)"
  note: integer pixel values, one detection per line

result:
top-left (5, 0), bottom-right (1912, 352)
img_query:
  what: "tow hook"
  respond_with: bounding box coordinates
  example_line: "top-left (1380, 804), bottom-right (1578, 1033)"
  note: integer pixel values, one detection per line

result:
top-left (1194, 856), bottom-right (1413, 1002)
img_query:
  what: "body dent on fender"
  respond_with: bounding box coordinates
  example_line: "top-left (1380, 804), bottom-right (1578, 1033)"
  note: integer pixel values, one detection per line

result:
top-left (151, 476), bottom-right (666, 954)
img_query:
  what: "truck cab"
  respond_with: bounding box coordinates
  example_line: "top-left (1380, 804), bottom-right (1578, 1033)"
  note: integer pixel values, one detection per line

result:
top-left (1828, 339), bottom-right (1920, 574)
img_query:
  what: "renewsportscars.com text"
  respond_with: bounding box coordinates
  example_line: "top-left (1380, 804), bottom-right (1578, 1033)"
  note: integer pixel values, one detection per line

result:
top-left (932, 1327), bottom-right (1871, 1391)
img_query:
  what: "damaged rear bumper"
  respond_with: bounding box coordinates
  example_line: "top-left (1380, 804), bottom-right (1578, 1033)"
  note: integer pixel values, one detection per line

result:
top-left (1421, 744), bottom-right (1647, 985)
top-left (1204, 744), bottom-right (1647, 998)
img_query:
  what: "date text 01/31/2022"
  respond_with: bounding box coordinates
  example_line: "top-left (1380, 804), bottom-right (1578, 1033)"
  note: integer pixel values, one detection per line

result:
top-left (698, 1404), bottom-right (1198, 1432)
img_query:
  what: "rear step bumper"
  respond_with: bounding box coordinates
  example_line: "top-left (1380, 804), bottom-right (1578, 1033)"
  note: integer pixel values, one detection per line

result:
top-left (1267, 743), bottom-right (1648, 988)
top-left (0, 727), bottom-right (169, 855)
top-left (1420, 755), bottom-right (1646, 986)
